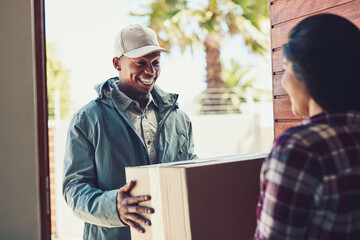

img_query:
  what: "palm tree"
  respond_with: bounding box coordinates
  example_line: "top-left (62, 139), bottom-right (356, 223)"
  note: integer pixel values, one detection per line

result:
top-left (222, 59), bottom-right (257, 112)
top-left (131, 0), bottom-right (269, 89)
top-left (46, 43), bottom-right (72, 119)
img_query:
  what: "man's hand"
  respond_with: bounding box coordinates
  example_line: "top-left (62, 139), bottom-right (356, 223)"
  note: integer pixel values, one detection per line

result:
top-left (117, 180), bottom-right (154, 233)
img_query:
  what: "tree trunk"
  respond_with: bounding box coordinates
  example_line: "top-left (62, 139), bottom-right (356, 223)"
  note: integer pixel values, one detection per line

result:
top-left (201, 34), bottom-right (230, 114)
top-left (204, 34), bottom-right (224, 88)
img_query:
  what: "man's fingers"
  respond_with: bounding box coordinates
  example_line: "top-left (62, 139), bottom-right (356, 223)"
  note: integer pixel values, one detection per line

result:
top-left (125, 205), bottom-right (154, 214)
top-left (126, 213), bottom-right (151, 227)
top-left (123, 195), bottom-right (152, 205)
top-left (123, 213), bottom-right (151, 233)
top-left (125, 219), bottom-right (146, 233)
top-left (117, 182), bottom-right (153, 233)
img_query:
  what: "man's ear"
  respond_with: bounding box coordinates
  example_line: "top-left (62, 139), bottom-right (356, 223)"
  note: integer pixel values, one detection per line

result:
top-left (113, 57), bottom-right (121, 71)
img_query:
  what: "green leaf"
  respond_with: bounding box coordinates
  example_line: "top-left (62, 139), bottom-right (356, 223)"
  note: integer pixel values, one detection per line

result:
top-left (130, 0), bottom-right (270, 89)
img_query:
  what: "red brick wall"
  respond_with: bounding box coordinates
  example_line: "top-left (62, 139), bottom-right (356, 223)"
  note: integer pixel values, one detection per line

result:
top-left (48, 126), bottom-right (57, 237)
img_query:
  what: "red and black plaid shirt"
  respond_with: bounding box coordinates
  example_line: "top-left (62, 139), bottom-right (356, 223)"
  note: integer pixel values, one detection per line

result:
top-left (254, 110), bottom-right (360, 240)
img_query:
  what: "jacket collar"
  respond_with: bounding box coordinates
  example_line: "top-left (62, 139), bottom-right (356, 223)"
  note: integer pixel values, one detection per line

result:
top-left (110, 80), bottom-right (158, 112)
top-left (151, 84), bottom-right (178, 114)
top-left (94, 77), bottom-right (179, 112)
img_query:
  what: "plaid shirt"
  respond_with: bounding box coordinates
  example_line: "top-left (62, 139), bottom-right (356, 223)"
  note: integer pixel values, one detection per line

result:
top-left (254, 110), bottom-right (360, 240)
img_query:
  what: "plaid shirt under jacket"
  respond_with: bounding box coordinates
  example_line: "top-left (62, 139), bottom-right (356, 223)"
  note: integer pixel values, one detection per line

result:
top-left (254, 110), bottom-right (360, 240)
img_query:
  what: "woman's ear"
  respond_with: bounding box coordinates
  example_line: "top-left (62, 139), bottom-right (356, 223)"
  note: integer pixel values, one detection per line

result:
top-left (113, 57), bottom-right (121, 71)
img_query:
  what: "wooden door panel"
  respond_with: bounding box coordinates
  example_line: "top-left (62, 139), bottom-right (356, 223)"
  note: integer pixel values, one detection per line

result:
top-left (271, 49), bottom-right (284, 73)
top-left (272, 72), bottom-right (287, 96)
top-left (270, 0), bottom-right (360, 138)
top-left (274, 121), bottom-right (302, 137)
top-left (271, 1), bottom-right (360, 50)
top-left (273, 98), bottom-right (303, 120)
top-left (271, 0), bottom-right (353, 25)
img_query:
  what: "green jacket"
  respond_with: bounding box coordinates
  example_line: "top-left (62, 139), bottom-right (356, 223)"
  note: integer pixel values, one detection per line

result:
top-left (63, 77), bottom-right (197, 239)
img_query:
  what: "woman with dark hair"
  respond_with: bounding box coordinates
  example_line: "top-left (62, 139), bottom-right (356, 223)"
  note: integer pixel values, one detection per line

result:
top-left (254, 14), bottom-right (360, 240)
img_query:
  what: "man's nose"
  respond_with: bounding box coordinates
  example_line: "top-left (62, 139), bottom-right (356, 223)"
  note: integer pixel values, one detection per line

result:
top-left (144, 63), bottom-right (155, 75)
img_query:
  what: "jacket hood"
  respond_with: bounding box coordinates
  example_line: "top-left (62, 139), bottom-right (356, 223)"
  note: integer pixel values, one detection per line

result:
top-left (94, 77), bottom-right (118, 99)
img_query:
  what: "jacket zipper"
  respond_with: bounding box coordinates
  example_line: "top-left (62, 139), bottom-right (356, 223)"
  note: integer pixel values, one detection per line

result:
top-left (154, 98), bottom-right (178, 162)
top-left (99, 97), bottom-right (153, 164)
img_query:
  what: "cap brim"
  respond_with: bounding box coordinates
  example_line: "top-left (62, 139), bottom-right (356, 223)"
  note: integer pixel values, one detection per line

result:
top-left (124, 45), bottom-right (170, 58)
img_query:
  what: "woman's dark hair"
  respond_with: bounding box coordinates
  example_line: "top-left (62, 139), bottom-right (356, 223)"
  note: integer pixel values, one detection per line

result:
top-left (284, 13), bottom-right (360, 110)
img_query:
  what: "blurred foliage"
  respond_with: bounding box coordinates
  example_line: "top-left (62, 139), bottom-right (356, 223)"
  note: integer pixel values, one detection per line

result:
top-left (131, 0), bottom-right (270, 56)
top-left (46, 44), bottom-right (71, 120)
top-left (196, 59), bottom-right (272, 113)
top-left (222, 59), bottom-right (272, 110)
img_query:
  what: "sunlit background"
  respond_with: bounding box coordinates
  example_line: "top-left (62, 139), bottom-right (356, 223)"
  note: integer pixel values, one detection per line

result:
top-left (45, 0), bottom-right (274, 238)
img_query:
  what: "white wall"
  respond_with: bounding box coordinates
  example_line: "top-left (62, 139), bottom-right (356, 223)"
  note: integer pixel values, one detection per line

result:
top-left (0, 0), bottom-right (41, 239)
top-left (190, 108), bottom-right (273, 159)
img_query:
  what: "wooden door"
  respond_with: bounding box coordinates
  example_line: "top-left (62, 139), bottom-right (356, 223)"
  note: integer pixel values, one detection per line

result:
top-left (270, 0), bottom-right (360, 138)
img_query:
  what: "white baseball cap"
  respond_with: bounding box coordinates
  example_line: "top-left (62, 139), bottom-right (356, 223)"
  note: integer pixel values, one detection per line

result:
top-left (114, 24), bottom-right (170, 58)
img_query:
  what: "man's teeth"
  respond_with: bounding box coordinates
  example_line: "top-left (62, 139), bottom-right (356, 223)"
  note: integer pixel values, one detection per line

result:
top-left (139, 78), bottom-right (154, 84)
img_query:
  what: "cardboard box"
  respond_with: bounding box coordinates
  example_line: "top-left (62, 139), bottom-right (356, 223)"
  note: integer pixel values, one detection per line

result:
top-left (125, 153), bottom-right (267, 240)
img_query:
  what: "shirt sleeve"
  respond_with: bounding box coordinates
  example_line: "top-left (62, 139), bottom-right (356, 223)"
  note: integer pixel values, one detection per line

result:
top-left (62, 113), bottom-right (126, 228)
top-left (254, 135), bottom-right (322, 240)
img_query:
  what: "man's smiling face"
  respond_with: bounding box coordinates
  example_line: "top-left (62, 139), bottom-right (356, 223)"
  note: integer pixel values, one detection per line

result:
top-left (115, 51), bottom-right (161, 98)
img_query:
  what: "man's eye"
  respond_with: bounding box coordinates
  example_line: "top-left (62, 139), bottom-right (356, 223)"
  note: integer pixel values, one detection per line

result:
top-left (136, 61), bottom-right (145, 65)
top-left (153, 60), bottom-right (160, 66)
